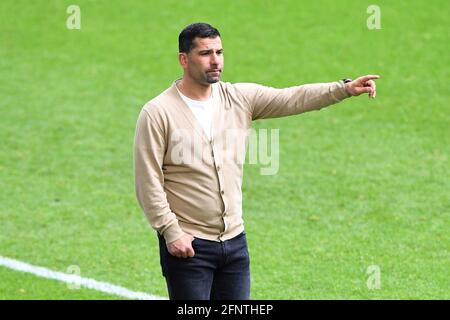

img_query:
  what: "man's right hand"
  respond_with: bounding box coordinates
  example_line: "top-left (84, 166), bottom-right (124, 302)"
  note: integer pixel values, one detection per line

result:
top-left (166, 233), bottom-right (195, 258)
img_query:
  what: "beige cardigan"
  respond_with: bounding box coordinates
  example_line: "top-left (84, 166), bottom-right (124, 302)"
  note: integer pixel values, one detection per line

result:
top-left (134, 80), bottom-right (350, 243)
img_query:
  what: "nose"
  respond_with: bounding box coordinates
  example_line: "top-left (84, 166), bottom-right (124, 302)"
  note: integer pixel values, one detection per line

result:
top-left (210, 53), bottom-right (221, 66)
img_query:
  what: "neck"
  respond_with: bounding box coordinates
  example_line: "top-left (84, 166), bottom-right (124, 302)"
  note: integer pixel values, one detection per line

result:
top-left (177, 76), bottom-right (212, 101)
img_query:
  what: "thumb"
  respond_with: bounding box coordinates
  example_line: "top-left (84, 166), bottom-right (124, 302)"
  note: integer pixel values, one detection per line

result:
top-left (187, 245), bottom-right (195, 258)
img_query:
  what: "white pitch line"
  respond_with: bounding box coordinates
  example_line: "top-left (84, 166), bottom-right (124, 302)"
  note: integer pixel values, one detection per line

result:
top-left (0, 256), bottom-right (166, 300)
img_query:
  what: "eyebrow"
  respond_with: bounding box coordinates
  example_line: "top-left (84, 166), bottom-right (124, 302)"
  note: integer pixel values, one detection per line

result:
top-left (198, 48), bottom-right (223, 54)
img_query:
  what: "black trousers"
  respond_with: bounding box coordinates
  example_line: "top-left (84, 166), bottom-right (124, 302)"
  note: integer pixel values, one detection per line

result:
top-left (158, 232), bottom-right (250, 300)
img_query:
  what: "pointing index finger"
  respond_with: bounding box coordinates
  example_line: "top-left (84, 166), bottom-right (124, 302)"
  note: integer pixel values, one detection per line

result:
top-left (360, 75), bottom-right (381, 83)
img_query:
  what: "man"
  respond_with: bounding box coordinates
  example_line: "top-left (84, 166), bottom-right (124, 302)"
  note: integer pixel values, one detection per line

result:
top-left (134, 22), bottom-right (379, 300)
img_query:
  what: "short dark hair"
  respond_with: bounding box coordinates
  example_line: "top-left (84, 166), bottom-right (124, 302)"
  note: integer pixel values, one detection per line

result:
top-left (178, 23), bottom-right (221, 53)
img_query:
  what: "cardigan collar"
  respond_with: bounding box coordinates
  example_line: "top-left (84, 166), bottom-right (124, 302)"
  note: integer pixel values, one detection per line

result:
top-left (168, 80), bottom-right (225, 145)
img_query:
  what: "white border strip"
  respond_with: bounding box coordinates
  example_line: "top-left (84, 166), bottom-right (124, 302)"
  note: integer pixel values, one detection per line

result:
top-left (0, 256), bottom-right (166, 300)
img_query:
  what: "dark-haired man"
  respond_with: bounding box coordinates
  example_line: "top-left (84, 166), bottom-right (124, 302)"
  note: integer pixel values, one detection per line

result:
top-left (134, 22), bottom-right (379, 300)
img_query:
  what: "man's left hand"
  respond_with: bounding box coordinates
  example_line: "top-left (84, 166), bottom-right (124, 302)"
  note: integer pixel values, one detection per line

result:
top-left (345, 75), bottom-right (380, 98)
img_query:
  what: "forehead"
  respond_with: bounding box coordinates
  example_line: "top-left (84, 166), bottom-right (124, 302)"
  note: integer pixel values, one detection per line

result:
top-left (192, 36), bottom-right (222, 50)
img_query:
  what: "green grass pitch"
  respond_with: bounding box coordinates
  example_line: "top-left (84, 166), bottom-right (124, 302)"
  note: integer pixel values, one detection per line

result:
top-left (0, 0), bottom-right (448, 299)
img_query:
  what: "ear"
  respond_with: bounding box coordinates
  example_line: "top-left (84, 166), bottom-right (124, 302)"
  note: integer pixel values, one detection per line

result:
top-left (178, 52), bottom-right (188, 68)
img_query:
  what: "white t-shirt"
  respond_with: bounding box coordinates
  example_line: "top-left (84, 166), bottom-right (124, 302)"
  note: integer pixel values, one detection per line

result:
top-left (176, 85), bottom-right (215, 140)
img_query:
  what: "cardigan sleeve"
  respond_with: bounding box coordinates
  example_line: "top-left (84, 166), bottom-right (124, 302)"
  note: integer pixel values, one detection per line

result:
top-left (134, 106), bottom-right (185, 244)
top-left (233, 81), bottom-right (351, 120)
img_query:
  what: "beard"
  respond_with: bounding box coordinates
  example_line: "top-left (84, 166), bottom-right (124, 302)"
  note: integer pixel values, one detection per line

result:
top-left (205, 71), bottom-right (221, 84)
top-left (206, 76), bottom-right (220, 84)
top-left (187, 65), bottom-right (222, 85)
